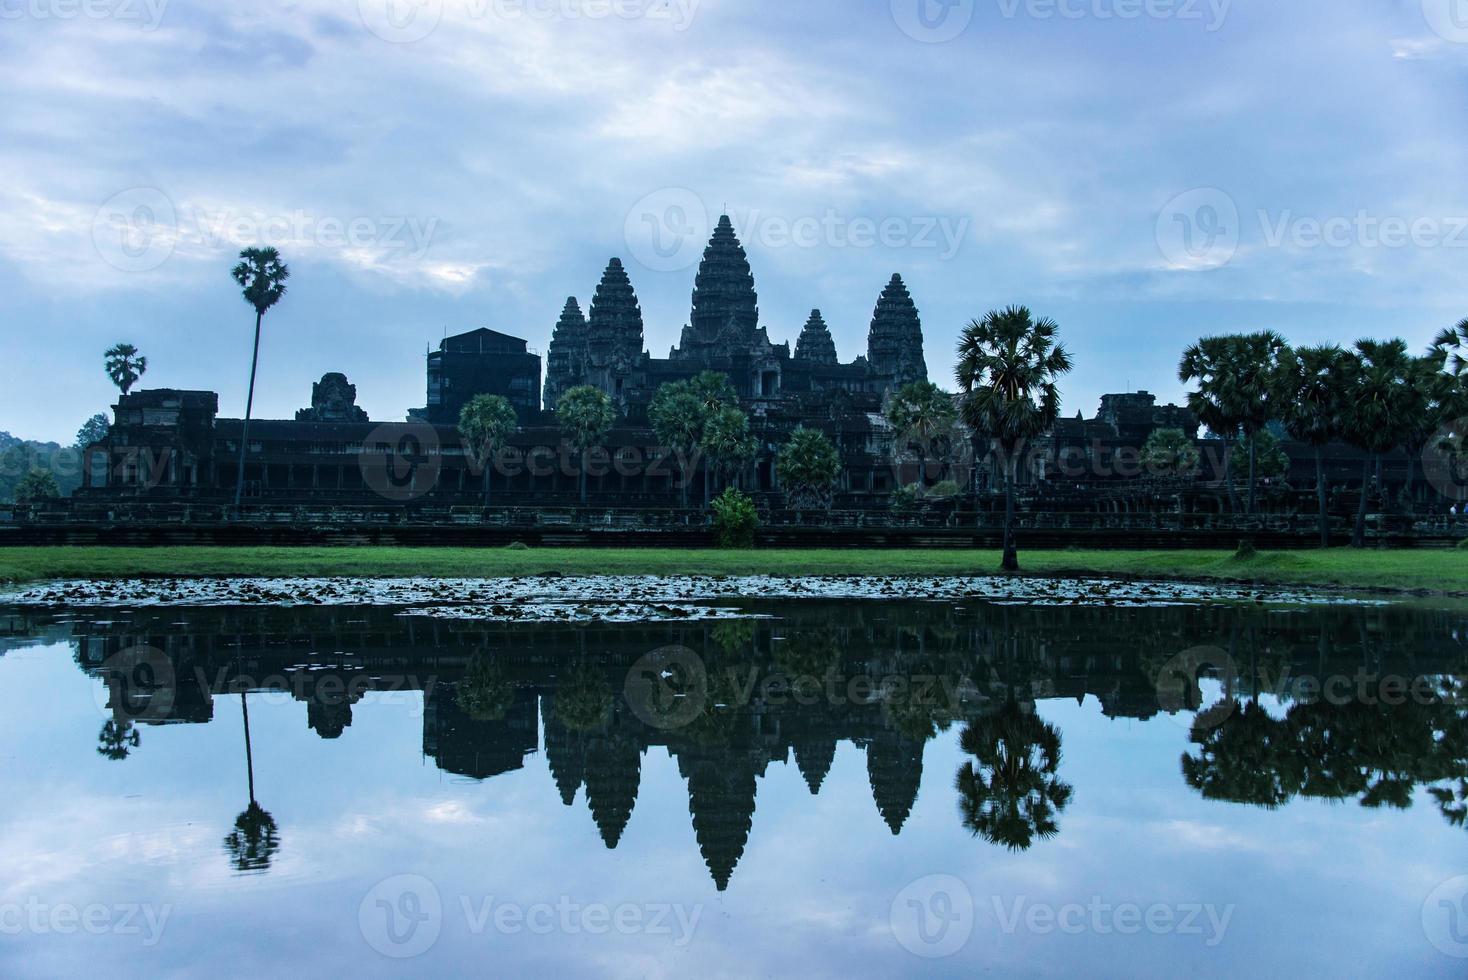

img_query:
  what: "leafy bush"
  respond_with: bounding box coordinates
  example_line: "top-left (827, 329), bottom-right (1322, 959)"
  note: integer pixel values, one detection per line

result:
top-left (14, 469), bottom-right (61, 503)
top-left (928, 480), bottom-right (961, 499)
top-left (710, 487), bottom-right (759, 548)
top-left (892, 483), bottom-right (922, 511)
top-left (1458, 538), bottom-right (1468, 551)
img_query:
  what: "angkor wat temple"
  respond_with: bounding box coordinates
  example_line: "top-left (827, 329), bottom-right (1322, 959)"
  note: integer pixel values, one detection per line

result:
top-left (53, 213), bottom-right (1446, 532)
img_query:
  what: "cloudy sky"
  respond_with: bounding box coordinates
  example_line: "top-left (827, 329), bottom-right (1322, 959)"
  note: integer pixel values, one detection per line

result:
top-left (2, 0), bottom-right (1466, 443)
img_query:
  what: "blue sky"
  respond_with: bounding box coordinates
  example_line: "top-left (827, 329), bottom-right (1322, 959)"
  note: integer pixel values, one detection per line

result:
top-left (3, 0), bottom-right (1466, 443)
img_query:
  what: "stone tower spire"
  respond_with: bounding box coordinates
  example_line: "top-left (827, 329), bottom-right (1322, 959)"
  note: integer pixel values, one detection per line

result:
top-left (794, 309), bottom-right (838, 365)
top-left (866, 732), bottom-right (925, 835)
top-left (866, 274), bottom-right (927, 391)
top-left (586, 258), bottom-right (645, 402)
top-left (676, 215), bottom-right (760, 358)
top-left (544, 296), bottom-right (587, 411)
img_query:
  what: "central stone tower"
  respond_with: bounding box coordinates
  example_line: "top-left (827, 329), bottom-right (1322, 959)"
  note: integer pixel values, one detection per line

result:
top-left (674, 215), bottom-right (762, 359)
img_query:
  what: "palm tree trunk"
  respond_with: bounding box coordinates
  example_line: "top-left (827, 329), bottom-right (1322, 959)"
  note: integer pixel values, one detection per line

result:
top-left (1352, 456), bottom-right (1371, 548)
top-left (1001, 453), bottom-right (1019, 573)
top-left (1314, 446), bottom-right (1328, 548)
top-left (1222, 437), bottom-right (1239, 514)
top-left (233, 310), bottom-right (264, 509)
top-left (579, 448), bottom-right (588, 504)
top-left (1247, 435), bottom-right (1257, 515)
top-left (482, 463), bottom-right (490, 507)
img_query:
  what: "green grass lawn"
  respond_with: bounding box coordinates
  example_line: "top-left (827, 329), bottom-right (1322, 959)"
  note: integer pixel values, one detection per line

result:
top-left (0, 545), bottom-right (1462, 594)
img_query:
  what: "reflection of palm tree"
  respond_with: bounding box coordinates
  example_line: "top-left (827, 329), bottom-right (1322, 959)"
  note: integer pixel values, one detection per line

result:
top-left (97, 719), bottom-right (140, 760)
top-left (224, 680), bottom-right (279, 873)
top-left (557, 665), bottom-right (613, 733)
top-left (456, 654), bottom-right (514, 722)
top-left (1182, 701), bottom-right (1300, 808)
top-left (955, 701), bottom-right (1072, 851)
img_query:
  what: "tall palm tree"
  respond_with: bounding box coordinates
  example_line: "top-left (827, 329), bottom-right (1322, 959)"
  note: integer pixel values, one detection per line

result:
top-left (230, 247), bottom-right (290, 508)
top-left (1276, 345), bottom-right (1354, 547)
top-left (699, 404), bottom-right (757, 494)
top-left (1231, 331), bottom-right (1289, 514)
top-left (103, 343), bottom-right (147, 395)
top-left (1179, 336), bottom-right (1247, 513)
top-left (556, 385), bottom-right (616, 503)
top-left (1434, 319), bottom-right (1468, 381)
top-left (224, 676), bottom-right (279, 873)
top-left (457, 394), bottom-right (518, 505)
top-left (955, 700), bottom-right (1072, 851)
top-left (1344, 339), bottom-right (1422, 547)
top-left (649, 382), bottom-right (706, 508)
top-left (956, 306), bottom-right (1073, 573)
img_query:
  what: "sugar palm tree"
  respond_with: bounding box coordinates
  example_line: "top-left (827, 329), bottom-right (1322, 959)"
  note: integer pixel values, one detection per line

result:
top-left (224, 677), bottom-right (279, 873)
top-left (650, 382), bottom-right (705, 508)
top-left (457, 394), bottom-right (518, 504)
top-left (557, 385), bottom-right (616, 503)
top-left (955, 700), bottom-right (1072, 851)
top-left (1344, 339), bottom-right (1422, 547)
top-left (956, 306), bottom-right (1073, 573)
top-left (775, 426), bottom-right (842, 510)
top-left (103, 343), bottom-right (147, 395)
top-left (1179, 336), bottom-right (1247, 513)
top-left (1276, 345), bottom-right (1354, 546)
top-left (700, 404), bottom-right (757, 493)
top-left (230, 247), bottom-right (290, 508)
top-left (1230, 331), bottom-right (1289, 514)
top-left (1434, 319), bottom-right (1467, 381)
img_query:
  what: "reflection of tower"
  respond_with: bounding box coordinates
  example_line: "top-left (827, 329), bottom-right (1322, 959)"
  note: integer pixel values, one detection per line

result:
top-left (422, 685), bottom-right (539, 780)
top-left (680, 755), bottom-right (758, 891)
top-left (792, 735), bottom-right (837, 795)
top-left (542, 697), bottom-right (586, 806)
top-left (582, 732), bottom-right (642, 848)
top-left (866, 732), bottom-right (925, 835)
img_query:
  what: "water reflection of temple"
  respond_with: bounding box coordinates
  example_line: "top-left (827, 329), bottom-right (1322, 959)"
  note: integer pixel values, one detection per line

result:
top-left (14, 599), bottom-right (1468, 891)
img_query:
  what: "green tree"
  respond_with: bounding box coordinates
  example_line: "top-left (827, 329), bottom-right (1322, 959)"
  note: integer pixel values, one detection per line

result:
top-left (775, 427), bottom-right (841, 510)
top-left (230, 247), bottom-right (290, 508)
top-left (1344, 340), bottom-right (1424, 547)
top-left (1229, 429), bottom-right (1288, 483)
top-left (886, 380), bottom-right (958, 486)
top-left (557, 385), bottom-right (616, 504)
top-left (1435, 319), bottom-right (1467, 382)
top-left (457, 394), bottom-right (518, 504)
top-left (649, 383), bottom-right (705, 507)
top-left (701, 405), bottom-right (757, 494)
top-left (457, 654), bottom-right (514, 722)
top-left (1229, 332), bottom-right (1290, 513)
top-left (957, 306), bottom-right (1073, 573)
top-left (1179, 336), bottom-right (1248, 512)
top-left (103, 343), bottom-right (147, 395)
top-left (1141, 427), bottom-right (1201, 479)
top-left (1276, 345), bottom-right (1354, 547)
top-left (710, 486), bottom-right (759, 547)
top-left (14, 469), bottom-right (60, 502)
top-left (75, 413), bottom-right (110, 449)
top-left (97, 719), bottom-right (140, 761)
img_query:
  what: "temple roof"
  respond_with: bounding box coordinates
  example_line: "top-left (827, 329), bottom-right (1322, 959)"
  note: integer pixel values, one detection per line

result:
top-left (681, 215), bottom-right (760, 355)
top-left (794, 309), bottom-right (839, 365)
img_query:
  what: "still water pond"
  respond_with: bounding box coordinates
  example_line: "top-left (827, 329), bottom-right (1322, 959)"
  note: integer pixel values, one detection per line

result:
top-left (1, 584), bottom-right (1466, 977)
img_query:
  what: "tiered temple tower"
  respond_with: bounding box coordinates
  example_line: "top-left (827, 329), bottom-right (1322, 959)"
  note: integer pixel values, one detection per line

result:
top-left (865, 732), bottom-right (925, 835)
top-left (674, 215), bottom-right (763, 359)
top-left (866, 274), bottom-right (928, 392)
top-left (543, 298), bottom-right (587, 411)
top-left (793, 310), bottom-right (838, 365)
top-left (584, 259), bottom-right (645, 405)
